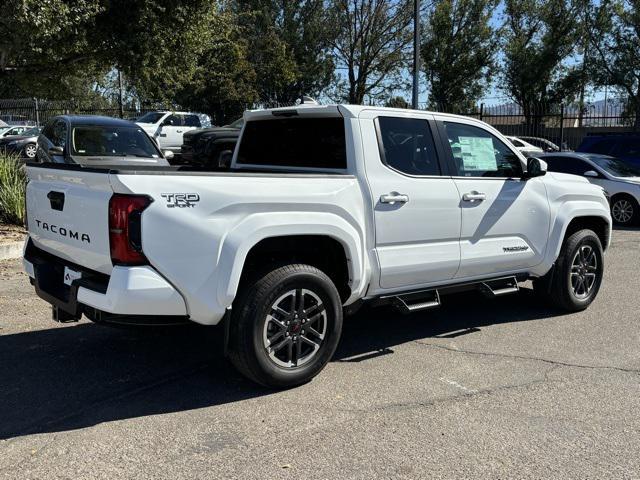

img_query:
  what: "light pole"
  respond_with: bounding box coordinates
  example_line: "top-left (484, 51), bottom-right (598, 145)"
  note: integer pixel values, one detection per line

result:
top-left (412, 0), bottom-right (420, 109)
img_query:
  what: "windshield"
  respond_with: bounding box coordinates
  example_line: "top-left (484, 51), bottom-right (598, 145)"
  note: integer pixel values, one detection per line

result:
top-left (136, 112), bottom-right (165, 124)
top-left (71, 125), bottom-right (159, 158)
top-left (589, 155), bottom-right (640, 177)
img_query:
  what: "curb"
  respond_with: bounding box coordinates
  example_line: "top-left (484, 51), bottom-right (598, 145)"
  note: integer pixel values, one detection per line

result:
top-left (0, 240), bottom-right (24, 261)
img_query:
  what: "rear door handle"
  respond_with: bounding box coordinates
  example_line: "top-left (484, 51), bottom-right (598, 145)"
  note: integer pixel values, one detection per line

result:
top-left (462, 191), bottom-right (486, 202)
top-left (380, 192), bottom-right (409, 204)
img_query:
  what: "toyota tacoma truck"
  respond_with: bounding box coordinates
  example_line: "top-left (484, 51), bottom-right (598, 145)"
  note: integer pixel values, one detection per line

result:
top-left (23, 105), bottom-right (612, 388)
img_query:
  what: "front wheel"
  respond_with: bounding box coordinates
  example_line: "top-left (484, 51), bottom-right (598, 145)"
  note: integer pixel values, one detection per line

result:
top-left (534, 229), bottom-right (604, 312)
top-left (228, 264), bottom-right (343, 388)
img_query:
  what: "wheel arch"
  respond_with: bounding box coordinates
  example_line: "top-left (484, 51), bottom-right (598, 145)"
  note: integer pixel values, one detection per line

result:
top-left (216, 215), bottom-right (368, 310)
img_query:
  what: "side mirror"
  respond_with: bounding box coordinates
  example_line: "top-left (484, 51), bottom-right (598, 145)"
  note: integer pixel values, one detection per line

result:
top-left (163, 150), bottom-right (175, 161)
top-left (584, 170), bottom-right (599, 178)
top-left (218, 150), bottom-right (233, 169)
top-left (48, 146), bottom-right (64, 156)
top-left (522, 157), bottom-right (547, 179)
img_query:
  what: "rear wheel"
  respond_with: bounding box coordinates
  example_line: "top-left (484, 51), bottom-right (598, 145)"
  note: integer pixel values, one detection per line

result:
top-left (23, 143), bottom-right (37, 159)
top-left (534, 229), bottom-right (604, 312)
top-left (610, 195), bottom-right (638, 226)
top-left (228, 264), bottom-right (343, 388)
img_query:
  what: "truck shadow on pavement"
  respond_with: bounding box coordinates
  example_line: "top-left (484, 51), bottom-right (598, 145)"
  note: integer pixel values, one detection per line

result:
top-left (0, 287), bottom-right (559, 440)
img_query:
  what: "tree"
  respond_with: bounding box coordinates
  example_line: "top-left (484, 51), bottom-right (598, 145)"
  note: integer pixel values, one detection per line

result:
top-left (0, 0), bottom-right (217, 102)
top-left (421, 0), bottom-right (497, 112)
top-left (501, 0), bottom-right (584, 128)
top-left (175, 10), bottom-right (258, 124)
top-left (234, 0), bottom-right (335, 104)
top-left (591, 0), bottom-right (640, 129)
top-left (329, 0), bottom-right (413, 104)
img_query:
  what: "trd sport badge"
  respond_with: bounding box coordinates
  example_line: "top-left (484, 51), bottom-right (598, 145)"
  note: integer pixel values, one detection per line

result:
top-left (161, 193), bottom-right (200, 208)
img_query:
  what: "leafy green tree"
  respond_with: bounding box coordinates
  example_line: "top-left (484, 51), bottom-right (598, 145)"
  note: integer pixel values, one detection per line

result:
top-left (0, 0), bottom-right (217, 102)
top-left (175, 10), bottom-right (258, 124)
top-left (501, 0), bottom-right (584, 127)
top-left (421, 0), bottom-right (497, 113)
top-left (591, 0), bottom-right (640, 129)
top-left (235, 0), bottom-right (335, 104)
top-left (329, 0), bottom-right (413, 104)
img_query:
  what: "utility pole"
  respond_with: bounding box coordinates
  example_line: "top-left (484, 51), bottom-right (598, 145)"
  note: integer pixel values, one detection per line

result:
top-left (412, 0), bottom-right (420, 109)
top-left (118, 69), bottom-right (124, 118)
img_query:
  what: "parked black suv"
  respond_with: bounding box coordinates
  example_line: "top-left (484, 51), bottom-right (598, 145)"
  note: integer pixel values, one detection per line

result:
top-left (180, 118), bottom-right (242, 168)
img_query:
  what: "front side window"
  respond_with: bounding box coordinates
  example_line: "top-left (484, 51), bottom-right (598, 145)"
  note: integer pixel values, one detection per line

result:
top-left (237, 117), bottom-right (347, 169)
top-left (71, 126), bottom-right (159, 158)
top-left (184, 115), bottom-right (201, 127)
top-left (376, 117), bottom-right (440, 176)
top-left (164, 114), bottom-right (183, 127)
top-left (443, 122), bottom-right (523, 178)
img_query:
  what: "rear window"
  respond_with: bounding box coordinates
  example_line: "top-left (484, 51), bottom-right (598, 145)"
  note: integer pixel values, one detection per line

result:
top-left (236, 117), bottom-right (347, 169)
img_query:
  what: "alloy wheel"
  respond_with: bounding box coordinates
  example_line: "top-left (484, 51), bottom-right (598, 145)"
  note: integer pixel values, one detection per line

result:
top-left (570, 245), bottom-right (598, 299)
top-left (263, 288), bottom-right (327, 368)
top-left (612, 199), bottom-right (634, 224)
top-left (24, 144), bottom-right (37, 158)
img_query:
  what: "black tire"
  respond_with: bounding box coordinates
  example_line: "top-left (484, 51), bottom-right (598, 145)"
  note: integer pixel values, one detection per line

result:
top-left (610, 195), bottom-right (639, 226)
top-left (228, 264), bottom-right (343, 388)
top-left (534, 229), bottom-right (604, 312)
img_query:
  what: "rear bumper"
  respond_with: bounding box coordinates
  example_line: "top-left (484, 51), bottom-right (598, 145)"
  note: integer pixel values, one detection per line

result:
top-left (23, 240), bottom-right (188, 321)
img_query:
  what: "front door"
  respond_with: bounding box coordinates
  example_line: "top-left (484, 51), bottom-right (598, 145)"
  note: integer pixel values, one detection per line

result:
top-left (360, 111), bottom-right (462, 291)
top-left (436, 118), bottom-right (550, 279)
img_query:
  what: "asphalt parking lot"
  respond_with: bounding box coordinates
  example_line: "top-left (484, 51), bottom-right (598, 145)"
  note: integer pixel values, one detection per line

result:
top-left (1, 229), bottom-right (639, 479)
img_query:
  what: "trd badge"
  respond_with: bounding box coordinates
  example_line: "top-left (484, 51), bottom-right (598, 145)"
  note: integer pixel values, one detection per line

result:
top-left (161, 193), bottom-right (200, 208)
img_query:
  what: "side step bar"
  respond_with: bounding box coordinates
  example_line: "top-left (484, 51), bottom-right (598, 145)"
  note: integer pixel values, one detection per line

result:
top-left (393, 289), bottom-right (441, 314)
top-left (479, 276), bottom-right (520, 297)
top-left (383, 275), bottom-right (521, 314)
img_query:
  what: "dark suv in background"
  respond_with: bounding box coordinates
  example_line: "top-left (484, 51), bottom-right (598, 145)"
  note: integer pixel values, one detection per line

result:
top-left (180, 118), bottom-right (242, 168)
top-left (577, 133), bottom-right (640, 167)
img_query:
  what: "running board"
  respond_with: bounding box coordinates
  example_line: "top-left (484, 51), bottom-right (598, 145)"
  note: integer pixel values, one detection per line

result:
top-left (391, 289), bottom-right (441, 314)
top-left (478, 276), bottom-right (520, 297)
top-left (381, 275), bottom-right (522, 314)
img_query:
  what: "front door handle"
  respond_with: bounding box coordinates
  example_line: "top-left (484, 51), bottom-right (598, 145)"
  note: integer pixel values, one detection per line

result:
top-left (380, 192), bottom-right (409, 204)
top-left (462, 191), bottom-right (486, 202)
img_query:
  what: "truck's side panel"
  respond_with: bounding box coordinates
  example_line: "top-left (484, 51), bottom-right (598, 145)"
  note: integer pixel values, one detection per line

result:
top-left (111, 173), bottom-right (368, 325)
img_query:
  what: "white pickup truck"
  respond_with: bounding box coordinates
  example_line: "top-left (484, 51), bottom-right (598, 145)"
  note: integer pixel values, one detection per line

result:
top-left (23, 104), bottom-right (612, 387)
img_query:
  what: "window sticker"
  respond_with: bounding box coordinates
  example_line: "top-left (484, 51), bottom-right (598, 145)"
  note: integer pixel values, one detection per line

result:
top-left (458, 136), bottom-right (497, 171)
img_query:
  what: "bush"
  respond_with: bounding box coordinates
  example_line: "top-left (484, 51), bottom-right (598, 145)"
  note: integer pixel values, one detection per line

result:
top-left (0, 153), bottom-right (27, 225)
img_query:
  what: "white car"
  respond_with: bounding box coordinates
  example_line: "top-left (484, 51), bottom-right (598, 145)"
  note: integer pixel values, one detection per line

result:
top-left (541, 152), bottom-right (640, 226)
top-left (136, 111), bottom-right (210, 154)
top-left (23, 105), bottom-right (611, 387)
top-left (506, 136), bottom-right (544, 156)
top-left (0, 125), bottom-right (33, 138)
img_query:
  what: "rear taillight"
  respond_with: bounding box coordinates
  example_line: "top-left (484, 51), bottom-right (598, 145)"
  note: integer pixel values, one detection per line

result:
top-left (109, 194), bottom-right (152, 265)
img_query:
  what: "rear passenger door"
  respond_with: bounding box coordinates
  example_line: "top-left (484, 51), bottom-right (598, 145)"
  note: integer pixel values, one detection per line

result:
top-left (360, 111), bottom-right (462, 291)
top-left (436, 118), bottom-right (550, 279)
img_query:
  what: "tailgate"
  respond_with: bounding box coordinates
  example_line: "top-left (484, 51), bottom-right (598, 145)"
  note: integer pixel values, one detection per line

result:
top-left (26, 165), bottom-right (114, 275)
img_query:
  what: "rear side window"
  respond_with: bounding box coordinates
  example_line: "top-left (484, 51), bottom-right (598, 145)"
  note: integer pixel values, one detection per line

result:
top-left (237, 117), bottom-right (347, 169)
top-left (376, 117), bottom-right (440, 176)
